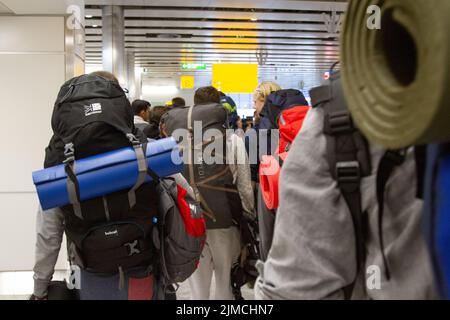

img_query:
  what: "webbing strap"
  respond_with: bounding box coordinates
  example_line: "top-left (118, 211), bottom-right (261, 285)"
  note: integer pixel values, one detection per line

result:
top-left (128, 145), bottom-right (148, 208)
top-left (187, 105), bottom-right (217, 221)
top-left (376, 150), bottom-right (406, 280)
top-left (313, 72), bottom-right (370, 300)
top-left (65, 162), bottom-right (83, 220)
top-left (310, 85), bottom-right (331, 108)
top-left (414, 146), bottom-right (427, 199)
top-left (126, 134), bottom-right (148, 209)
top-left (63, 142), bottom-right (83, 220)
top-left (102, 197), bottom-right (110, 221)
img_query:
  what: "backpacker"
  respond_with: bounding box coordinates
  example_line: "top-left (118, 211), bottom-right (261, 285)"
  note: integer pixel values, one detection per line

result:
top-left (309, 65), bottom-right (430, 298)
top-left (424, 143), bottom-right (450, 299)
top-left (162, 103), bottom-right (243, 229)
top-left (258, 90), bottom-right (310, 262)
top-left (46, 73), bottom-right (158, 274)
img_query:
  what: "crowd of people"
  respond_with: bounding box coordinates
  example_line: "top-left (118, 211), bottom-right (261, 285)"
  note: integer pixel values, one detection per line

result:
top-left (31, 70), bottom-right (440, 300)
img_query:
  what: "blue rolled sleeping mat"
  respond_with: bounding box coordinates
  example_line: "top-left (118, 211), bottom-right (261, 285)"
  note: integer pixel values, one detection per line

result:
top-left (424, 144), bottom-right (450, 299)
top-left (33, 137), bottom-right (183, 210)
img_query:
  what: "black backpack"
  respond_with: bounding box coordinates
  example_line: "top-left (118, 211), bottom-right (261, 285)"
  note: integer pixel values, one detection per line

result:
top-left (46, 74), bottom-right (158, 274)
top-left (310, 67), bottom-right (425, 299)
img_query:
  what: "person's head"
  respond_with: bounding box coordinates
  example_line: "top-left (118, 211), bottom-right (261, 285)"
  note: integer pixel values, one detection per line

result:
top-left (232, 116), bottom-right (243, 130)
top-left (149, 105), bottom-right (170, 124)
top-left (194, 86), bottom-right (221, 105)
top-left (171, 97), bottom-right (186, 108)
top-left (91, 71), bottom-right (119, 84)
top-left (132, 99), bottom-right (151, 122)
top-left (253, 81), bottom-right (282, 114)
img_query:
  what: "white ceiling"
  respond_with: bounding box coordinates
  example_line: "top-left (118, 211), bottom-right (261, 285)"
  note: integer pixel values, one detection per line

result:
top-left (84, 0), bottom-right (347, 74)
top-left (0, 0), bottom-right (347, 85)
top-left (0, 0), bottom-right (84, 15)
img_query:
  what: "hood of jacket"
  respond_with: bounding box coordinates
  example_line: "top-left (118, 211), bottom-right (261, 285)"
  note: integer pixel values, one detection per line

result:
top-left (260, 89), bottom-right (309, 129)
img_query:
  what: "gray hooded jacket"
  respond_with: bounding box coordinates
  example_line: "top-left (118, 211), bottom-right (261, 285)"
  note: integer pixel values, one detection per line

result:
top-left (254, 106), bottom-right (439, 300)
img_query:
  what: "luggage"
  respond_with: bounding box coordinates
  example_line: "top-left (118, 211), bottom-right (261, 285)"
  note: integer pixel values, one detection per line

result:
top-left (154, 178), bottom-right (206, 285)
top-left (259, 89), bottom-right (309, 130)
top-left (259, 104), bottom-right (309, 210)
top-left (257, 91), bottom-right (309, 262)
top-left (163, 103), bottom-right (242, 229)
top-left (230, 215), bottom-right (260, 300)
top-left (39, 73), bottom-right (163, 274)
top-left (33, 137), bottom-right (182, 210)
top-left (310, 66), bottom-right (424, 298)
top-left (47, 281), bottom-right (80, 300)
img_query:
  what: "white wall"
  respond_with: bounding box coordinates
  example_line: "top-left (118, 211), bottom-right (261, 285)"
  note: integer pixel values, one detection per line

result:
top-left (141, 74), bottom-right (200, 106)
top-left (0, 16), bottom-right (72, 271)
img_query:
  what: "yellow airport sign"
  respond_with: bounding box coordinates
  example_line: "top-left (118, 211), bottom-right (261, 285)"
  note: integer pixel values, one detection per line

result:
top-left (180, 75), bottom-right (195, 89)
top-left (212, 64), bottom-right (258, 93)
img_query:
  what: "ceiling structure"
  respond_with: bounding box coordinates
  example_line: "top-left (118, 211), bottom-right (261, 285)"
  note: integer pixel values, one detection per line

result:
top-left (83, 0), bottom-right (348, 76)
top-left (0, 2), bottom-right (12, 14)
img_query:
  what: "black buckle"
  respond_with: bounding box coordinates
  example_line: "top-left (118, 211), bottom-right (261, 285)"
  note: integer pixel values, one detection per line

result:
top-left (336, 161), bottom-right (361, 184)
top-left (327, 111), bottom-right (353, 134)
top-left (125, 240), bottom-right (141, 256)
top-left (384, 150), bottom-right (406, 166)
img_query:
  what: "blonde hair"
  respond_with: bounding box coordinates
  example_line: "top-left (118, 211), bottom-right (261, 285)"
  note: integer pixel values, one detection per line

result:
top-left (254, 81), bottom-right (282, 102)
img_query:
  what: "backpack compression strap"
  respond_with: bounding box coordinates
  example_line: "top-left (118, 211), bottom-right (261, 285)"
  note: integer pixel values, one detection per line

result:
top-left (126, 134), bottom-right (150, 208)
top-left (186, 105), bottom-right (217, 222)
top-left (310, 74), bottom-right (371, 299)
top-left (63, 143), bottom-right (83, 219)
top-left (61, 133), bottom-right (150, 218)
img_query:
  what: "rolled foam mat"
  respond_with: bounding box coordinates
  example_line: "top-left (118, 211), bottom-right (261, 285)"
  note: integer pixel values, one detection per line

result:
top-left (341, 0), bottom-right (450, 148)
top-left (33, 137), bottom-right (183, 210)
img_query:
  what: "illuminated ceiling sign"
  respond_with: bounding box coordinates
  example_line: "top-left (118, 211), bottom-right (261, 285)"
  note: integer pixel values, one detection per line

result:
top-left (180, 75), bottom-right (195, 89)
top-left (181, 63), bottom-right (206, 70)
top-left (212, 64), bottom-right (258, 93)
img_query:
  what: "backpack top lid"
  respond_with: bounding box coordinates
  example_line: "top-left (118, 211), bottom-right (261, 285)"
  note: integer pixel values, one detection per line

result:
top-left (260, 89), bottom-right (309, 129)
top-left (51, 73), bottom-right (134, 144)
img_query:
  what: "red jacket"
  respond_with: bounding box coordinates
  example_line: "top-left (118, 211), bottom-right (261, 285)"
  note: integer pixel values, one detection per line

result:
top-left (259, 106), bottom-right (310, 210)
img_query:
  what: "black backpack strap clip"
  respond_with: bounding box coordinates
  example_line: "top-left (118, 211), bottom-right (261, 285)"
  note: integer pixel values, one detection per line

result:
top-left (336, 161), bottom-right (361, 190)
top-left (326, 110), bottom-right (354, 135)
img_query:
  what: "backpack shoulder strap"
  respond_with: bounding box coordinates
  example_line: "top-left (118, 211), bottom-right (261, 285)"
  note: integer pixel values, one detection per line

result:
top-left (135, 122), bottom-right (150, 133)
top-left (310, 72), bottom-right (371, 299)
top-left (376, 150), bottom-right (406, 281)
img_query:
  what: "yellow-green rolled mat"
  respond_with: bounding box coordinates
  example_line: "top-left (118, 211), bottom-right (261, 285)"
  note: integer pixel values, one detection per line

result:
top-left (341, 0), bottom-right (450, 148)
